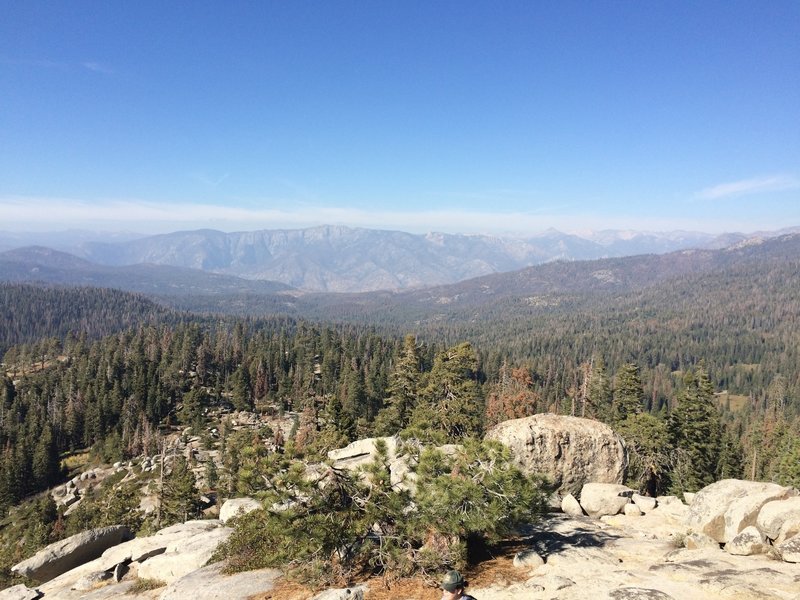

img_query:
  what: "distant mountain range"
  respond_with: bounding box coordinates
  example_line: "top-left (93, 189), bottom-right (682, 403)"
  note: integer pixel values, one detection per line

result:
top-left (0, 246), bottom-right (290, 297)
top-left (0, 225), bottom-right (798, 293)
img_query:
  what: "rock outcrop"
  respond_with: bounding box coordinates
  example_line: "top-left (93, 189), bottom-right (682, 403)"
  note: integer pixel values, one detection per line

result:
top-left (777, 533), bottom-right (800, 563)
top-left (468, 512), bottom-right (800, 600)
top-left (723, 525), bottom-right (767, 556)
top-left (579, 483), bottom-right (634, 518)
top-left (485, 414), bottom-right (627, 495)
top-left (136, 526), bottom-right (233, 583)
top-left (686, 479), bottom-right (796, 543)
top-left (0, 585), bottom-right (41, 600)
top-left (755, 496), bottom-right (800, 543)
top-left (327, 436), bottom-right (414, 490)
top-left (218, 497), bottom-right (262, 524)
top-left (158, 563), bottom-right (281, 600)
top-left (11, 525), bottom-right (132, 583)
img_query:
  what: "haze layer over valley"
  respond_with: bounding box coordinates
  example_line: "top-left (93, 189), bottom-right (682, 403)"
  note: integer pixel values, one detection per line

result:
top-left (1, 225), bottom-right (797, 293)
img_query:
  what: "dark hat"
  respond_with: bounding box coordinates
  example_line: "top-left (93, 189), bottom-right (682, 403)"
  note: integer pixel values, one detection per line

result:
top-left (441, 569), bottom-right (466, 592)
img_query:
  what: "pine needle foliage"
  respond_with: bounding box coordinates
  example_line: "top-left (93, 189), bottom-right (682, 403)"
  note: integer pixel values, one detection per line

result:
top-left (216, 438), bottom-right (546, 586)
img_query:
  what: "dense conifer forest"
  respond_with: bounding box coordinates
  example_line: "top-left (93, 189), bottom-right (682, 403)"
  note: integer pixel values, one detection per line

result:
top-left (1, 243), bottom-right (799, 586)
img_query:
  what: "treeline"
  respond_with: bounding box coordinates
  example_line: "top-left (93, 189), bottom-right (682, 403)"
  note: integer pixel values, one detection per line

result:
top-left (0, 283), bottom-right (177, 356)
top-left (389, 260), bottom-right (800, 411)
top-left (3, 312), bottom-right (799, 514)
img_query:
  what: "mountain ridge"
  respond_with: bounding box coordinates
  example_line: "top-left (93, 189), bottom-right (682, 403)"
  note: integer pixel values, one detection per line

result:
top-left (50, 225), bottom-right (800, 292)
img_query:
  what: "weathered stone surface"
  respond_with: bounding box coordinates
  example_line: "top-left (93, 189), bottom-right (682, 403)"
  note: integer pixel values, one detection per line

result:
top-left (683, 492), bottom-right (695, 505)
top-left (632, 494), bottom-right (657, 513)
top-left (155, 519), bottom-right (222, 536)
top-left (723, 485), bottom-right (796, 543)
top-left (73, 570), bottom-right (113, 591)
top-left (540, 574), bottom-right (575, 591)
top-left (777, 533), bottom-right (800, 563)
top-left (687, 479), bottom-right (795, 543)
top-left (683, 532), bottom-right (719, 550)
top-left (561, 493), bottom-right (585, 516)
top-left (579, 483), bottom-right (633, 518)
top-left (513, 549), bottom-right (544, 570)
top-left (609, 589), bottom-right (675, 600)
top-left (328, 436), bottom-right (399, 470)
top-left (485, 414), bottom-right (627, 495)
top-left (96, 520), bottom-right (222, 572)
top-left (11, 525), bottom-right (131, 583)
top-left (326, 436), bottom-right (414, 490)
top-left (159, 562), bottom-right (281, 600)
top-left (469, 513), bottom-right (800, 600)
top-left (723, 525), bottom-right (767, 556)
top-left (624, 503), bottom-right (642, 517)
top-left (137, 527), bottom-right (232, 583)
top-left (218, 497), bottom-right (261, 524)
top-left (756, 496), bottom-right (800, 542)
top-left (311, 586), bottom-right (367, 600)
top-left (652, 497), bottom-right (688, 522)
top-left (0, 585), bottom-right (41, 600)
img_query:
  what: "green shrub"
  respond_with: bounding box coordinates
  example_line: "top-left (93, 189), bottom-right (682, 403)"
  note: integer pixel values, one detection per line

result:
top-left (216, 438), bottom-right (546, 585)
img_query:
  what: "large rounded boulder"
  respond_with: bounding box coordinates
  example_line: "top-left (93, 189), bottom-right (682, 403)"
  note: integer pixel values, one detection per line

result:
top-left (687, 479), bottom-right (796, 543)
top-left (485, 414), bottom-right (627, 495)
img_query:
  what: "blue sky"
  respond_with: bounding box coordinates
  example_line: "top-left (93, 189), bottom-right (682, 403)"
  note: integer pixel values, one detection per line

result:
top-left (1, 1), bottom-right (798, 235)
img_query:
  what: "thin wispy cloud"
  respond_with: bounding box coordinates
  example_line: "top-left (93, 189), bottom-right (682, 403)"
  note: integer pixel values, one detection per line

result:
top-left (191, 172), bottom-right (230, 187)
top-left (1, 57), bottom-right (114, 74)
top-left (82, 61), bottom-right (115, 75)
top-left (0, 196), bottom-right (773, 236)
top-left (697, 175), bottom-right (800, 200)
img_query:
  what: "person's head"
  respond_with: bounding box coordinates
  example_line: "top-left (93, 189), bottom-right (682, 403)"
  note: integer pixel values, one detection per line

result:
top-left (440, 570), bottom-right (467, 599)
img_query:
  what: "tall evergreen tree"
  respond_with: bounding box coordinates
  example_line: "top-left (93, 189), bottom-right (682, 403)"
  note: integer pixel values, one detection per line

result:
top-left (160, 455), bottom-right (200, 525)
top-left (668, 365), bottom-right (722, 493)
top-left (612, 363), bottom-right (644, 423)
top-left (407, 342), bottom-right (483, 441)
top-left (585, 357), bottom-right (612, 421)
top-left (374, 335), bottom-right (422, 435)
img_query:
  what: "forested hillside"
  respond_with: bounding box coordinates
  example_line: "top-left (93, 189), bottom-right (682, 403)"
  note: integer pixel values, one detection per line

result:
top-left (0, 284), bottom-right (176, 355)
top-left (2, 312), bottom-right (798, 514)
top-left (1, 236), bottom-right (799, 583)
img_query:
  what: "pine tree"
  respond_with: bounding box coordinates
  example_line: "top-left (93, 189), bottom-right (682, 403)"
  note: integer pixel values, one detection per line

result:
top-left (771, 426), bottom-right (800, 487)
top-left (406, 342), bottom-right (483, 442)
top-left (612, 363), bottom-right (644, 423)
top-left (616, 412), bottom-right (672, 496)
top-left (161, 455), bottom-right (200, 525)
top-left (231, 364), bottom-right (253, 411)
top-left (668, 365), bottom-right (722, 493)
top-left (374, 335), bottom-right (422, 435)
top-left (32, 424), bottom-right (61, 490)
top-left (585, 357), bottom-right (612, 421)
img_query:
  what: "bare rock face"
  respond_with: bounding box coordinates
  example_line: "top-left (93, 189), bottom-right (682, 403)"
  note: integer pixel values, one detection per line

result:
top-left (608, 589), bottom-right (675, 600)
top-left (687, 479), bottom-right (796, 543)
top-left (724, 525), bottom-right (767, 556)
top-left (485, 414), bottom-right (627, 495)
top-left (777, 533), bottom-right (800, 563)
top-left (159, 562), bottom-right (282, 600)
top-left (219, 497), bottom-right (262, 524)
top-left (96, 519), bottom-right (222, 572)
top-left (311, 587), bottom-right (368, 600)
top-left (756, 496), bottom-right (800, 543)
top-left (561, 493), bottom-right (584, 517)
top-left (0, 585), bottom-right (42, 600)
top-left (10, 525), bottom-right (131, 583)
top-left (683, 532), bottom-right (718, 550)
top-left (136, 526), bottom-right (233, 584)
top-left (632, 494), bottom-right (657, 513)
top-left (327, 436), bottom-right (413, 489)
top-left (579, 483), bottom-right (634, 518)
